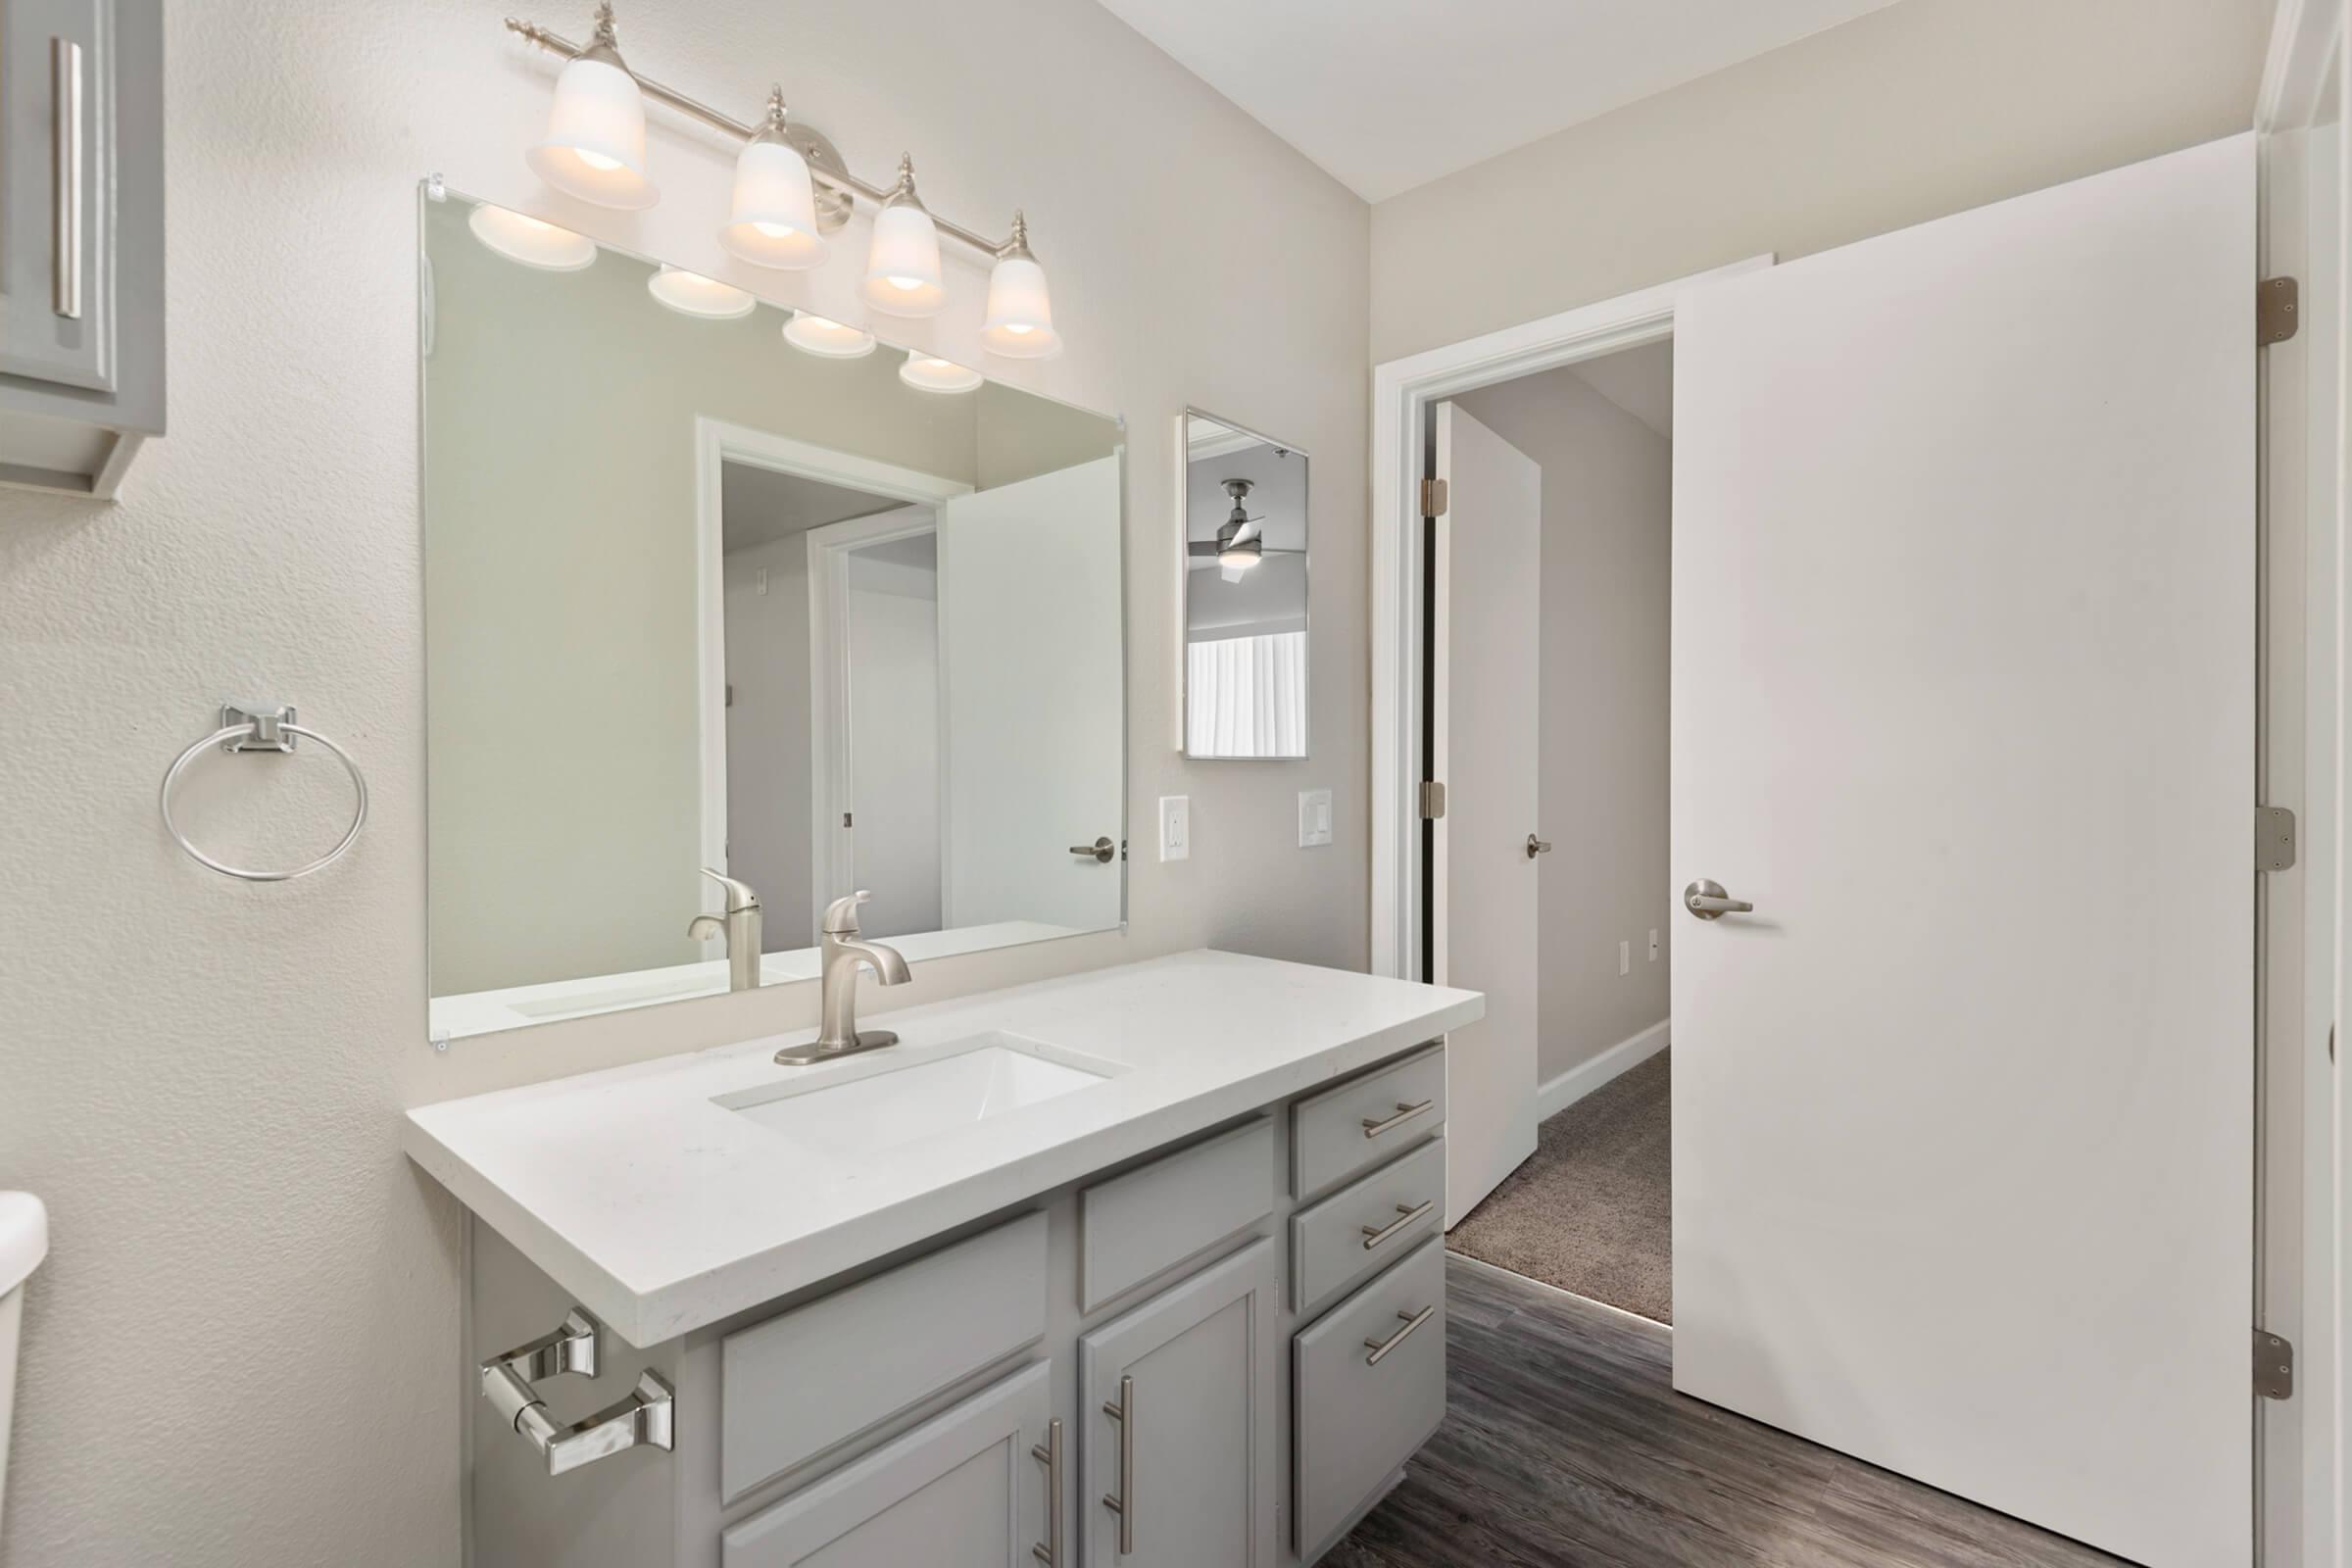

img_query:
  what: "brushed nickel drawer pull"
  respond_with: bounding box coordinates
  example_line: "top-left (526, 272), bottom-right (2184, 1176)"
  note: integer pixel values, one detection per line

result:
top-left (1361, 1099), bottom-right (1434, 1139)
top-left (1360, 1200), bottom-right (1435, 1250)
top-left (1030, 1416), bottom-right (1063, 1565)
top-left (51, 37), bottom-right (82, 320)
top-left (1101, 1374), bottom-right (1134, 1554)
top-left (1363, 1304), bottom-right (1436, 1366)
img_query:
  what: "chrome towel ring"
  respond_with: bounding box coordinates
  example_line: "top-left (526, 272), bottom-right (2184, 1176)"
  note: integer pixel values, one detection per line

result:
top-left (159, 704), bottom-right (368, 882)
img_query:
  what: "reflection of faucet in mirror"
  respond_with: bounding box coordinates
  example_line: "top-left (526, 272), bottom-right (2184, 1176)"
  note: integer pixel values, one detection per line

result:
top-left (688, 868), bottom-right (763, 994)
top-left (776, 891), bottom-right (912, 1065)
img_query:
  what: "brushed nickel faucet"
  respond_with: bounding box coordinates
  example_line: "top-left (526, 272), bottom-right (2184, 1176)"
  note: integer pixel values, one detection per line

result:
top-left (775, 890), bottom-right (911, 1065)
top-left (687, 868), bottom-right (763, 993)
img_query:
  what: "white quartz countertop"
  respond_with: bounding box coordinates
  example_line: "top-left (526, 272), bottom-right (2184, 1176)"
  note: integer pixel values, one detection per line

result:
top-left (403, 952), bottom-right (1483, 1346)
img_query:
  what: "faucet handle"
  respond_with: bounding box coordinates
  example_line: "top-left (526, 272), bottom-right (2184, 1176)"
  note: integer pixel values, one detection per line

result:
top-left (702, 866), bottom-right (760, 912)
top-left (820, 890), bottom-right (872, 935)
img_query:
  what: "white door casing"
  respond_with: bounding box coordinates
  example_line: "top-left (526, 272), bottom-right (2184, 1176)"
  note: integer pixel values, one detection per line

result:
top-left (1432, 403), bottom-right (1542, 1227)
top-left (1671, 133), bottom-right (2255, 1568)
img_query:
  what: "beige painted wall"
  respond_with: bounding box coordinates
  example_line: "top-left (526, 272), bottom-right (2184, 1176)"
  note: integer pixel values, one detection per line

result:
top-left (0, 1), bottom-right (1366, 1563)
top-left (1371, 0), bottom-right (2273, 363)
top-left (1455, 366), bottom-right (1672, 1085)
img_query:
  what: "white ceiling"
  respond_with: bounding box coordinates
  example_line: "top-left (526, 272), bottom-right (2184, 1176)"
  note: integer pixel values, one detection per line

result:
top-left (1094, 0), bottom-right (1903, 201)
top-left (722, 464), bottom-right (903, 551)
top-left (1572, 340), bottom-right (1673, 439)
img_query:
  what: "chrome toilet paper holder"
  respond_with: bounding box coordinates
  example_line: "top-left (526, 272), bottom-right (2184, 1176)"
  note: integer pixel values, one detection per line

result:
top-left (479, 1306), bottom-right (674, 1476)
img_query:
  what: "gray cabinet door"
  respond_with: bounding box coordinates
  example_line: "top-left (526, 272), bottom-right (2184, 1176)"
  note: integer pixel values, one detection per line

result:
top-left (1, 0), bottom-right (114, 391)
top-left (1077, 1239), bottom-right (1279, 1567)
top-left (722, 1361), bottom-right (1054, 1568)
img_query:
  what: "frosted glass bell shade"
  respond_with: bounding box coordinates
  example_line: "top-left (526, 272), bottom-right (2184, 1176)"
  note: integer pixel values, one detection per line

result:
top-left (719, 139), bottom-right (828, 270)
top-left (466, 203), bottom-right (597, 271)
top-left (647, 267), bottom-right (756, 318)
top-left (899, 352), bottom-right (982, 394)
top-left (525, 55), bottom-right (657, 210)
top-left (861, 205), bottom-right (946, 317)
top-left (980, 254), bottom-right (1060, 359)
top-left (782, 313), bottom-right (877, 359)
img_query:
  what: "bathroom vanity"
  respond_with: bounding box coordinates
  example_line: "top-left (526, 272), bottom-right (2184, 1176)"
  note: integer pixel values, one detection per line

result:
top-left (405, 952), bottom-right (1481, 1567)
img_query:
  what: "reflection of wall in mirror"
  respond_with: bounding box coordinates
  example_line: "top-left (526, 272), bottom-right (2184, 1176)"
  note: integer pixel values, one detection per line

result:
top-left (845, 536), bottom-right (943, 940)
top-left (722, 535), bottom-right (816, 952)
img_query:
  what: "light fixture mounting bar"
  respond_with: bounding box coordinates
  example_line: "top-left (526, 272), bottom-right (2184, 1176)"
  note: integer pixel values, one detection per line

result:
top-left (503, 16), bottom-right (1018, 256)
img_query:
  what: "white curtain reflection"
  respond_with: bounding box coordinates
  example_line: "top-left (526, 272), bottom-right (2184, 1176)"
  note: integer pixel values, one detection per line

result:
top-left (1187, 630), bottom-right (1306, 757)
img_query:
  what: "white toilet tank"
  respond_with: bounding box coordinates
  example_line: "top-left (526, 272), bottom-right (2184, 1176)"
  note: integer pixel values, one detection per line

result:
top-left (0, 1193), bottom-right (47, 1536)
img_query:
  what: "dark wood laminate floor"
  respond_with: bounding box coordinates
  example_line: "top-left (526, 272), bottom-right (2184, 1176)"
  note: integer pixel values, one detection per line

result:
top-left (1325, 1255), bottom-right (2133, 1568)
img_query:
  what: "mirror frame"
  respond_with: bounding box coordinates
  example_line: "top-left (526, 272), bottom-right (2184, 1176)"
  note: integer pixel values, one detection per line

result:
top-left (1177, 407), bottom-right (1311, 760)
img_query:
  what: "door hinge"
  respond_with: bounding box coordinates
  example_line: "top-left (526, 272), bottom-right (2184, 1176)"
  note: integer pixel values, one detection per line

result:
top-left (2259, 277), bottom-right (2300, 345)
top-left (1420, 477), bottom-right (1448, 517)
top-left (1419, 780), bottom-right (1446, 820)
top-left (2257, 805), bottom-right (2297, 872)
top-left (2256, 1330), bottom-right (2294, 1400)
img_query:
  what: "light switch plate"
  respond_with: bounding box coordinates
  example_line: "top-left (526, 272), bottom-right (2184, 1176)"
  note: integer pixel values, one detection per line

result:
top-left (1159, 796), bottom-right (1190, 861)
top-left (1298, 788), bottom-right (1333, 848)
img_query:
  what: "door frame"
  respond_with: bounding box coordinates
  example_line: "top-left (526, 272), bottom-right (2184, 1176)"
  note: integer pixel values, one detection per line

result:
top-left (691, 416), bottom-right (970, 946)
top-left (1368, 255), bottom-right (1772, 984)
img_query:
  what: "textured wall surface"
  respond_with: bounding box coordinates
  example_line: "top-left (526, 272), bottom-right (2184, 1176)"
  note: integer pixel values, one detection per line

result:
top-left (1370, 0), bottom-right (2273, 363)
top-left (0, 2), bottom-right (1366, 1563)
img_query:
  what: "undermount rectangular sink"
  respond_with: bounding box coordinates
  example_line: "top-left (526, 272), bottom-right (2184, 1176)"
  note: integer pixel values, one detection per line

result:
top-left (720, 1033), bottom-right (1124, 1155)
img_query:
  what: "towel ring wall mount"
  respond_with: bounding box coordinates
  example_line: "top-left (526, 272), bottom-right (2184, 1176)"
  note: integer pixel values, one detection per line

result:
top-left (159, 704), bottom-right (368, 882)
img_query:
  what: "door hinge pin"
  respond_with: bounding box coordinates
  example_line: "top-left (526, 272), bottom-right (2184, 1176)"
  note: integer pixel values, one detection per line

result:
top-left (2256, 1330), bottom-right (2294, 1400)
top-left (1420, 477), bottom-right (1448, 517)
top-left (2259, 277), bottom-right (2300, 346)
top-left (1419, 781), bottom-right (1446, 820)
top-left (2257, 805), bottom-right (2297, 872)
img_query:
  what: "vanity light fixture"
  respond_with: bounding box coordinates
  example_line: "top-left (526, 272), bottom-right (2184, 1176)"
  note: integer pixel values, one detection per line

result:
top-left (980, 211), bottom-right (1060, 359)
top-left (506, 9), bottom-right (1065, 351)
top-left (719, 88), bottom-right (828, 270)
top-left (466, 202), bottom-right (598, 270)
top-left (782, 312), bottom-right (878, 359)
top-left (899, 351), bottom-right (983, 394)
top-left (646, 266), bottom-right (756, 318)
top-left (524, 4), bottom-right (657, 210)
top-left (861, 157), bottom-right (947, 318)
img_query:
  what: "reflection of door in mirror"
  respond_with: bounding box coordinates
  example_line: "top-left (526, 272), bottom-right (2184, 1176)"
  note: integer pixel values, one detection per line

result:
top-left (1183, 414), bottom-right (1309, 759)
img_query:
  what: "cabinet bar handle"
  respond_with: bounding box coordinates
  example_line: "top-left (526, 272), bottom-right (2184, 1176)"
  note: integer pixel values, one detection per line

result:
top-left (1030, 1416), bottom-right (1063, 1566)
top-left (1361, 1099), bottom-right (1434, 1139)
top-left (1101, 1373), bottom-right (1134, 1554)
top-left (51, 37), bottom-right (82, 319)
top-left (1360, 1200), bottom-right (1436, 1250)
top-left (1364, 1305), bottom-right (1437, 1366)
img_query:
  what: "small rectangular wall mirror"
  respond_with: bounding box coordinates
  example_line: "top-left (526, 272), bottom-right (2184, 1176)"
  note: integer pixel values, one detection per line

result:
top-left (422, 188), bottom-right (1126, 1041)
top-left (1182, 411), bottom-right (1308, 759)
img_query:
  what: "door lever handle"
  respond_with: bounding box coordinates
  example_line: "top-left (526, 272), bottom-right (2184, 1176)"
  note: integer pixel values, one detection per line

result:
top-left (1684, 879), bottom-right (1754, 920)
top-left (1069, 837), bottom-right (1115, 863)
top-left (1526, 834), bottom-right (1552, 858)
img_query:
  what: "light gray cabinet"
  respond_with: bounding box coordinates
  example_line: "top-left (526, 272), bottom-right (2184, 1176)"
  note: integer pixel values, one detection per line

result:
top-left (722, 1361), bottom-right (1054, 1568)
top-left (1078, 1238), bottom-right (1280, 1567)
top-left (0, 0), bottom-right (162, 497)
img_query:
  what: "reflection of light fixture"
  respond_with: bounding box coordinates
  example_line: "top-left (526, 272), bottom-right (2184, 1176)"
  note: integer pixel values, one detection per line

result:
top-left (524, 5), bottom-right (657, 209)
top-left (981, 211), bottom-right (1060, 359)
top-left (646, 265), bottom-right (756, 318)
top-left (899, 350), bottom-right (982, 394)
top-left (1189, 475), bottom-right (1305, 581)
top-left (782, 311), bottom-right (876, 359)
top-left (719, 88), bottom-right (828, 270)
top-left (862, 157), bottom-right (946, 318)
top-left (466, 203), bottom-right (598, 270)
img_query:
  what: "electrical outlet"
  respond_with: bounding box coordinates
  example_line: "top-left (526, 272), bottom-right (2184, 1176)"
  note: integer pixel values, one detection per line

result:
top-left (1648, 929), bottom-right (1660, 961)
top-left (1618, 939), bottom-right (1632, 976)
top-left (1158, 796), bottom-right (1190, 862)
top-left (1298, 788), bottom-right (1333, 848)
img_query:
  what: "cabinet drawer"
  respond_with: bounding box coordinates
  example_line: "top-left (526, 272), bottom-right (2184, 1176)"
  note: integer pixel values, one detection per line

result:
top-left (1289, 1135), bottom-right (1445, 1320)
top-left (1290, 1044), bottom-right (1445, 1201)
top-left (720, 1211), bottom-right (1047, 1502)
top-left (1292, 1237), bottom-right (1446, 1561)
top-left (1080, 1116), bottom-right (1274, 1312)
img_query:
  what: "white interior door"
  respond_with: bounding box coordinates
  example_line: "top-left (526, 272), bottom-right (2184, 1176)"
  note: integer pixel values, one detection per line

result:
top-left (1433, 402), bottom-right (1541, 1226)
top-left (1672, 134), bottom-right (2254, 1568)
top-left (936, 456), bottom-right (1124, 932)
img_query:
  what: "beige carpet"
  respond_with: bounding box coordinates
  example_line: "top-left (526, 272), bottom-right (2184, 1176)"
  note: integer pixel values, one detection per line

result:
top-left (1446, 1048), bottom-right (1672, 1323)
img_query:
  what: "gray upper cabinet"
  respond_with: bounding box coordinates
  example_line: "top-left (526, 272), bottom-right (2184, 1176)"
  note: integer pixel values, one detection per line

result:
top-left (0, 0), bottom-right (162, 498)
top-left (1078, 1239), bottom-right (1280, 1567)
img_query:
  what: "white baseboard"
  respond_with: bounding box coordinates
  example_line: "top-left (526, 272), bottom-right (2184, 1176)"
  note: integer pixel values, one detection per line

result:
top-left (1536, 1017), bottom-right (1670, 1124)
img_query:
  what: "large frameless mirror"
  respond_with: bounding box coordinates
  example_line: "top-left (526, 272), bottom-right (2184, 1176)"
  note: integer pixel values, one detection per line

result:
top-left (1181, 411), bottom-right (1308, 759)
top-left (422, 188), bottom-right (1126, 1041)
